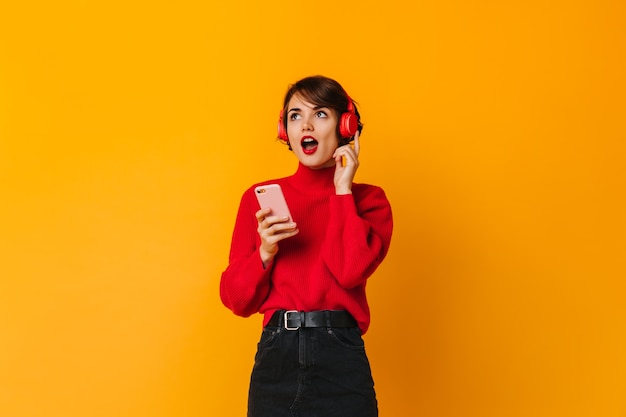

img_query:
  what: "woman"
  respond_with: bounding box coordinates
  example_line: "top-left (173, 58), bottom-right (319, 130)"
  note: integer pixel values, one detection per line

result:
top-left (220, 75), bottom-right (393, 417)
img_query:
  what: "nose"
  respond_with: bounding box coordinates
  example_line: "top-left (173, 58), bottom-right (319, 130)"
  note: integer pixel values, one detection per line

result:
top-left (301, 116), bottom-right (313, 131)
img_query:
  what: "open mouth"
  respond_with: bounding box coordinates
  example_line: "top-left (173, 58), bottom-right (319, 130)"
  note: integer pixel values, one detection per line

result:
top-left (301, 136), bottom-right (318, 155)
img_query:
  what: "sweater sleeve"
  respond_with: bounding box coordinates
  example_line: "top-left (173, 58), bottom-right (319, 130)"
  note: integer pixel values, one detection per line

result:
top-left (321, 185), bottom-right (393, 289)
top-left (219, 189), bottom-right (272, 317)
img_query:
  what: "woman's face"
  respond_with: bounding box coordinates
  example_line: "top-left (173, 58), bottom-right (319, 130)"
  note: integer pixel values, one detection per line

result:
top-left (286, 93), bottom-right (340, 169)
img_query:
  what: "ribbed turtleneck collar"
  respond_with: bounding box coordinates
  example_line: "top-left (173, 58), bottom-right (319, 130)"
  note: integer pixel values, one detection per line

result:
top-left (287, 163), bottom-right (336, 192)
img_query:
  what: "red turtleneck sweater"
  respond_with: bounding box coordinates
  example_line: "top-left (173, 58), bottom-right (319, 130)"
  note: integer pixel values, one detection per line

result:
top-left (220, 163), bottom-right (393, 334)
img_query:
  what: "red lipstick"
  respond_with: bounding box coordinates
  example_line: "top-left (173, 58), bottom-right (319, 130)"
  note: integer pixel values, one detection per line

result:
top-left (300, 136), bottom-right (318, 155)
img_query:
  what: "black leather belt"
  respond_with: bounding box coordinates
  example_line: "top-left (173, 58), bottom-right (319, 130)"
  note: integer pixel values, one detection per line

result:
top-left (268, 310), bottom-right (357, 330)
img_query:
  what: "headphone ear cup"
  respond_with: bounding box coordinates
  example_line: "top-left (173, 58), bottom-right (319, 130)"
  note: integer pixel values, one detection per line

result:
top-left (339, 112), bottom-right (359, 138)
top-left (277, 110), bottom-right (289, 142)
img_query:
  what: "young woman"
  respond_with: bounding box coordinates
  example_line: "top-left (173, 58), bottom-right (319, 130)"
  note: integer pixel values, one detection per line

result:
top-left (220, 75), bottom-right (393, 417)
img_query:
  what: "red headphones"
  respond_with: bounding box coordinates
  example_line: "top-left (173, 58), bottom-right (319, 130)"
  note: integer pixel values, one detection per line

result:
top-left (277, 92), bottom-right (359, 143)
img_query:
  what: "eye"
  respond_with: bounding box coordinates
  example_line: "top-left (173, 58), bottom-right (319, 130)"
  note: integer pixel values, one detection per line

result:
top-left (289, 113), bottom-right (301, 121)
top-left (315, 110), bottom-right (328, 118)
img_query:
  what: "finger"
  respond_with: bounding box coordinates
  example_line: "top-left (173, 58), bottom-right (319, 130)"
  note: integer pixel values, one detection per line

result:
top-left (272, 227), bottom-right (299, 241)
top-left (333, 146), bottom-right (345, 165)
top-left (272, 221), bottom-right (297, 232)
top-left (336, 156), bottom-right (345, 170)
top-left (338, 145), bottom-right (357, 164)
top-left (261, 215), bottom-right (291, 230)
top-left (255, 207), bottom-right (271, 223)
top-left (333, 144), bottom-right (346, 159)
top-left (264, 223), bottom-right (299, 242)
top-left (353, 130), bottom-right (360, 156)
top-left (336, 149), bottom-right (350, 168)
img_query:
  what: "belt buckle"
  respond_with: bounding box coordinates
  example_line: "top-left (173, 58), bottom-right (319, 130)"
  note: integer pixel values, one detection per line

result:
top-left (284, 310), bottom-right (300, 330)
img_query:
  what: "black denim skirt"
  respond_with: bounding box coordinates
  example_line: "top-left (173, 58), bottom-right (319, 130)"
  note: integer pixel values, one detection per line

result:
top-left (247, 319), bottom-right (378, 417)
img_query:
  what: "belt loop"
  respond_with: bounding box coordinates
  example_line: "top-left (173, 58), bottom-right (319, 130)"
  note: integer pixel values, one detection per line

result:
top-left (324, 310), bottom-right (331, 328)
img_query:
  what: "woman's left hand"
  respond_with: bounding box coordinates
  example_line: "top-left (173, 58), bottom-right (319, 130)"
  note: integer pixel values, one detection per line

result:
top-left (333, 130), bottom-right (360, 195)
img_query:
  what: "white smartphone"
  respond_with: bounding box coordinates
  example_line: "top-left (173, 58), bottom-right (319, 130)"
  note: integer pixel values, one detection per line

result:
top-left (254, 184), bottom-right (293, 221)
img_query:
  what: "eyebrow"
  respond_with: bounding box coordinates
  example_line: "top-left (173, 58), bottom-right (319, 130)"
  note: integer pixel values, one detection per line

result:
top-left (287, 105), bottom-right (328, 114)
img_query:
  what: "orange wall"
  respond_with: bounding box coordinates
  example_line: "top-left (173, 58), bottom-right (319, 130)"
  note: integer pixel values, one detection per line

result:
top-left (1, 1), bottom-right (625, 416)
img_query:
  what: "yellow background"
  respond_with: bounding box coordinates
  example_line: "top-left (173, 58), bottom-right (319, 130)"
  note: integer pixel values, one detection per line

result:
top-left (1, 1), bottom-right (625, 416)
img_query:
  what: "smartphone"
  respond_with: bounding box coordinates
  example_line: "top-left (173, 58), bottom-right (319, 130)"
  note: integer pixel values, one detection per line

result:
top-left (254, 184), bottom-right (293, 221)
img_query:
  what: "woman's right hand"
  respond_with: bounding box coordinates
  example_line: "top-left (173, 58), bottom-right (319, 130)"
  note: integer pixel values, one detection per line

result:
top-left (256, 208), bottom-right (299, 268)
